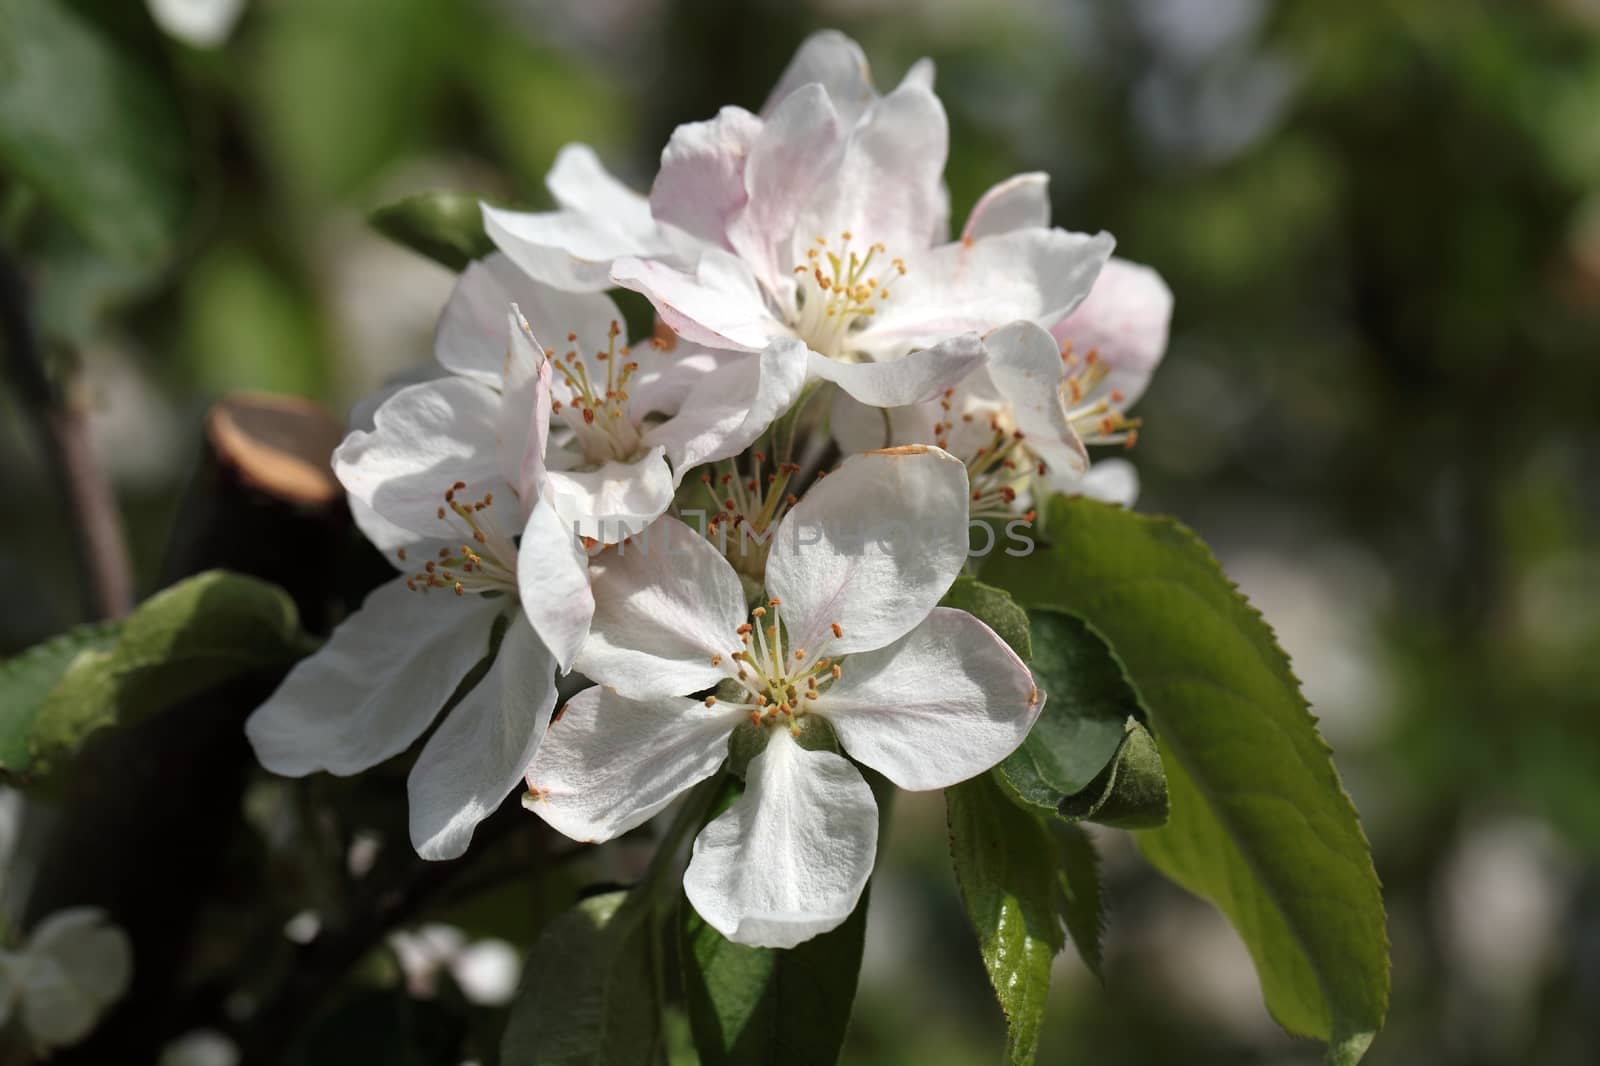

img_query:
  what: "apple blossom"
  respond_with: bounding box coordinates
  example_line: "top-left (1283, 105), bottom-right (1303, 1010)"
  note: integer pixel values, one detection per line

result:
top-left (246, 304), bottom-right (561, 862)
top-left (522, 447), bottom-right (1043, 948)
top-left (830, 178), bottom-right (1173, 514)
top-left (0, 909), bottom-right (131, 1052)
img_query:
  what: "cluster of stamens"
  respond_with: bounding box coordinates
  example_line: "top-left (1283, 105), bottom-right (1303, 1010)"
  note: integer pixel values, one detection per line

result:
top-left (698, 450), bottom-right (804, 577)
top-left (933, 393), bottom-right (1041, 521)
top-left (702, 598), bottom-right (844, 732)
top-left (790, 232), bottom-right (906, 358)
top-left (1061, 342), bottom-right (1140, 447)
top-left (399, 482), bottom-right (518, 596)
top-left (546, 320), bottom-right (645, 462)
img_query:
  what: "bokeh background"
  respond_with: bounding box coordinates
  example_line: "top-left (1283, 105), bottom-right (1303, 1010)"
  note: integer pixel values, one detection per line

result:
top-left (3, 1), bottom-right (1600, 1063)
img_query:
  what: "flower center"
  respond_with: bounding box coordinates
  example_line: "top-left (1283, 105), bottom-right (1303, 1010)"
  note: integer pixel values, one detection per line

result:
top-left (703, 598), bottom-right (846, 731)
top-left (933, 395), bottom-right (1043, 521)
top-left (695, 450), bottom-right (803, 580)
top-left (1060, 342), bottom-right (1140, 448)
top-left (397, 482), bottom-right (519, 596)
top-left (789, 231), bottom-right (906, 359)
top-left (546, 320), bottom-right (644, 464)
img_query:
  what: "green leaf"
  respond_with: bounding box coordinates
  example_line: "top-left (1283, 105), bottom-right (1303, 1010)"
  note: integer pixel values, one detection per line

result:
top-left (0, 0), bottom-right (188, 262)
top-left (26, 571), bottom-right (312, 775)
top-left (0, 622), bottom-right (120, 779)
top-left (1053, 823), bottom-right (1105, 982)
top-left (369, 191), bottom-right (495, 271)
top-left (985, 497), bottom-right (1389, 1064)
top-left (1057, 720), bottom-right (1169, 829)
top-left (680, 889), bottom-right (868, 1066)
top-left (998, 610), bottom-right (1135, 806)
top-left (501, 890), bottom-right (661, 1066)
top-left (941, 575), bottom-right (1031, 661)
top-left (946, 774), bottom-right (1065, 1066)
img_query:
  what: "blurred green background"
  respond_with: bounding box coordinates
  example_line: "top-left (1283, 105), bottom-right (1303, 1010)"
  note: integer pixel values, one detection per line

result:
top-left (3, 0), bottom-right (1599, 1063)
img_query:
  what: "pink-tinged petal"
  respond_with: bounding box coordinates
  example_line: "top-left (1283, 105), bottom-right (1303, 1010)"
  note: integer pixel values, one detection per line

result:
top-left (795, 82), bottom-right (948, 262)
top-left (544, 447), bottom-right (677, 543)
top-left (246, 579), bottom-right (502, 776)
top-left (483, 205), bottom-right (645, 293)
top-left (683, 728), bottom-right (878, 949)
top-left (651, 107), bottom-right (763, 250)
top-left (524, 685), bottom-right (741, 843)
top-left (644, 339), bottom-right (809, 481)
top-left (806, 331), bottom-right (984, 408)
top-left (762, 30), bottom-right (875, 125)
top-left (409, 612), bottom-right (557, 860)
top-left (818, 607), bottom-right (1043, 791)
top-left (766, 445), bottom-right (969, 658)
top-left (627, 351), bottom-right (722, 420)
top-left (573, 516), bottom-right (744, 699)
top-left (1050, 257), bottom-right (1173, 408)
top-left (961, 173), bottom-right (1051, 242)
top-left (865, 228), bottom-right (1115, 352)
top-left (985, 320), bottom-right (1089, 476)
top-left (498, 309), bottom-right (552, 518)
top-left (728, 84), bottom-right (845, 299)
top-left (334, 378), bottom-right (512, 549)
top-left (611, 252), bottom-right (787, 353)
top-left (517, 496), bottom-right (595, 673)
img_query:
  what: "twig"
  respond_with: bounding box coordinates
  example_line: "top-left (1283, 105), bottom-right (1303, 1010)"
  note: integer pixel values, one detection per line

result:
top-left (0, 249), bottom-right (134, 619)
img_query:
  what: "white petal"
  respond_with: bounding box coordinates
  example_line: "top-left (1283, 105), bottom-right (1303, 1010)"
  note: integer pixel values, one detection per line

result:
top-left (1054, 457), bottom-right (1140, 508)
top-left (766, 445), bottom-right (969, 658)
top-left (573, 516), bottom-right (745, 699)
top-left (246, 579), bottom-right (502, 776)
top-left (961, 173), bottom-right (1051, 241)
top-left (762, 30), bottom-right (875, 125)
top-left (485, 148), bottom-right (683, 294)
top-left (18, 908), bottom-right (131, 1048)
top-left (498, 309), bottom-right (552, 517)
top-left (644, 339), bottom-right (809, 480)
top-left (866, 228), bottom-right (1115, 351)
top-left (807, 332), bottom-right (984, 407)
top-left (819, 607), bottom-right (1043, 791)
top-left (435, 253), bottom-right (607, 388)
top-left (409, 613), bottom-right (558, 860)
top-left (523, 686), bottom-right (742, 843)
top-left (728, 84), bottom-right (845, 298)
top-left (984, 320), bottom-right (1089, 476)
top-left (1050, 257), bottom-right (1173, 408)
top-left (828, 390), bottom-right (891, 454)
top-left (898, 56), bottom-right (936, 92)
top-left (544, 446), bottom-right (677, 543)
top-left (651, 107), bottom-right (764, 250)
top-left (546, 143), bottom-right (652, 224)
top-left (683, 728), bottom-right (877, 949)
top-left (626, 351), bottom-right (722, 420)
top-left (334, 377), bottom-right (511, 549)
top-left (611, 251), bottom-right (787, 353)
top-left (516, 496), bottom-right (595, 672)
top-left (794, 82), bottom-right (948, 262)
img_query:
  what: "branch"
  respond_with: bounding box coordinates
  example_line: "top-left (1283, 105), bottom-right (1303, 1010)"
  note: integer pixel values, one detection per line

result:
top-left (0, 249), bottom-right (133, 619)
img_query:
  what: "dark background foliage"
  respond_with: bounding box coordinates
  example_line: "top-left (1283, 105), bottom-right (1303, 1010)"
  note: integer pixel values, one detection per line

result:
top-left (2, 0), bottom-right (1598, 1063)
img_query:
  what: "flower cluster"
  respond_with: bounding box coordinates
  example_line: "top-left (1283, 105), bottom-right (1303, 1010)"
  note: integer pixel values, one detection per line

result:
top-left (246, 30), bottom-right (1171, 948)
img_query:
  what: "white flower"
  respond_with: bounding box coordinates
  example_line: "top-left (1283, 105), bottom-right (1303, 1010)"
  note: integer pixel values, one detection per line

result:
top-left (832, 180), bottom-right (1174, 514)
top-left (609, 78), bottom-right (1115, 411)
top-left (247, 298), bottom-right (562, 861)
top-left (523, 447), bottom-right (1042, 948)
top-left (0, 909), bottom-right (131, 1052)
